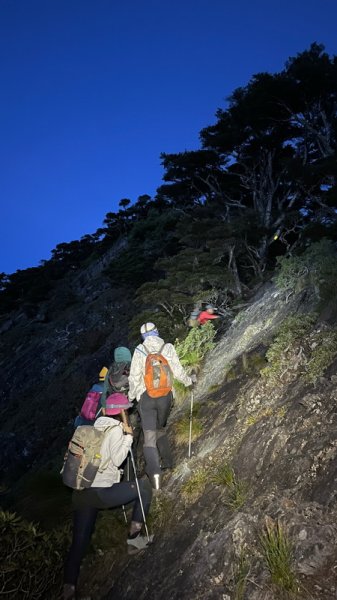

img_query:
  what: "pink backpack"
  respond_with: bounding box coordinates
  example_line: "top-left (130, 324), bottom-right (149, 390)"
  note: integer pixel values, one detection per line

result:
top-left (80, 390), bottom-right (102, 421)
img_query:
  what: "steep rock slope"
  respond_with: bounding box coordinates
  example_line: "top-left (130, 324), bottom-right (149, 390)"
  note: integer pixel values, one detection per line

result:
top-left (0, 240), bottom-right (132, 482)
top-left (99, 284), bottom-right (337, 600)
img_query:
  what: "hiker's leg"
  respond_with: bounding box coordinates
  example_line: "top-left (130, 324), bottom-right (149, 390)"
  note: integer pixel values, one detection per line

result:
top-left (64, 506), bottom-right (98, 587)
top-left (139, 392), bottom-right (161, 476)
top-left (95, 479), bottom-right (152, 536)
top-left (156, 393), bottom-right (174, 469)
top-left (95, 480), bottom-right (152, 519)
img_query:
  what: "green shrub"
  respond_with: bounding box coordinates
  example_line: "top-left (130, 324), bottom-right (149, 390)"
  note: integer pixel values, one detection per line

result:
top-left (175, 321), bottom-right (216, 370)
top-left (0, 510), bottom-right (69, 599)
top-left (173, 378), bottom-right (190, 402)
top-left (261, 314), bottom-right (316, 383)
top-left (304, 329), bottom-right (337, 384)
top-left (262, 315), bottom-right (337, 385)
top-left (275, 238), bottom-right (337, 298)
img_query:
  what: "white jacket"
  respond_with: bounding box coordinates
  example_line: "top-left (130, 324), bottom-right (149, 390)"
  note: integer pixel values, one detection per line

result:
top-left (91, 416), bottom-right (133, 487)
top-left (128, 335), bottom-right (192, 401)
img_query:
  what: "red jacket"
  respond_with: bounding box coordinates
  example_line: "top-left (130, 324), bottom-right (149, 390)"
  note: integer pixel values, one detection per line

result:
top-left (197, 311), bottom-right (219, 325)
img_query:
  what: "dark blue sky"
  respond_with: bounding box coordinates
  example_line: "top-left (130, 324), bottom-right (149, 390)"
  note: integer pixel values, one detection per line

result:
top-left (1, 0), bottom-right (337, 274)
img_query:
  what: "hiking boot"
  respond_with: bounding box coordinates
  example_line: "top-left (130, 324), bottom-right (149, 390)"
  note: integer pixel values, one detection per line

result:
top-left (127, 534), bottom-right (154, 555)
top-left (63, 584), bottom-right (76, 600)
top-left (149, 473), bottom-right (161, 490)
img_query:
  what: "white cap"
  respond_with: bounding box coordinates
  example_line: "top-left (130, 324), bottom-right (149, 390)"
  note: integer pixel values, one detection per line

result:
top-left (140, 322), bottom-right (157, 334)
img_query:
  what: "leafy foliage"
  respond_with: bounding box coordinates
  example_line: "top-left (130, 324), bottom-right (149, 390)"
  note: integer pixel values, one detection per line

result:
top-left (275, 239), bottom-right (337, 296)
top-left (0, 510), bottom-right (69, 599)
top-left (261, 314), bottom-right (337, 385)
top-left (175, 321), bottom-right (216, 369)
top-left (261, 315), bottom-right (317, 383)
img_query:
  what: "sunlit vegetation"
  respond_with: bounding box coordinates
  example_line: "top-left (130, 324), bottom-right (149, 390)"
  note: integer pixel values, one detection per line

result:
top-left (211, 463), bottom-right (247, 510)
top-left (260, 518), bottom-right (299, 596)
top-left (174, 403), bottom-right (203, 445)
top-left (181, 468), bottom-right (208, 502)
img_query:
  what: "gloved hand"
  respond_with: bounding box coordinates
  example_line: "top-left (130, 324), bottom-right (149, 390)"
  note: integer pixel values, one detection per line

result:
top-left (190, 373), bottom-right (197, 384)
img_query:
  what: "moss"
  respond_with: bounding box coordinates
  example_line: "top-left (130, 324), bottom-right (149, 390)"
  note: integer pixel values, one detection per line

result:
top-left (246, 407), bottom-right (274, 426)
top-left (207, 383), bottom-right (221, 394)
top-left (181, 468), bottom-right (208, 502)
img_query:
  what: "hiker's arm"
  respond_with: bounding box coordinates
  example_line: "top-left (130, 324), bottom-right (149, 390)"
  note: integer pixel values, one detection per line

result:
top-left (128, 348), bottom-right (144, 400)
top-left (166, 344), bottom-right (192, 387)
top-left (108, 427), bottom-right (133, 467)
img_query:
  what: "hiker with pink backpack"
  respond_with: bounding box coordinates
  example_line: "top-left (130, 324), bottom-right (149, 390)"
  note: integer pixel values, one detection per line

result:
top-left (74, 366), bottom-right (108, 428)
top-left (74, 347), bottom-right (132, 428)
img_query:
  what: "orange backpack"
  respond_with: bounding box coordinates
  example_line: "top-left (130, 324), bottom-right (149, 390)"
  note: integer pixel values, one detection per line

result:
top-left (143, 343), bottom-right (173, 398)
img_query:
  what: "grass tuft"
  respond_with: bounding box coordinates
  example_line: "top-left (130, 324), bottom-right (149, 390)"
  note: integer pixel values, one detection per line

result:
top-left (211, 463), bottom-right (247, 511)
top-left (232, 548), bottom-right (250, 600)
top-left (260, 517), bottom-right (299, 596)
top-left (181, 468), bottom-right (208, 502)
top-left (175, 403), bottom-right (203, 445)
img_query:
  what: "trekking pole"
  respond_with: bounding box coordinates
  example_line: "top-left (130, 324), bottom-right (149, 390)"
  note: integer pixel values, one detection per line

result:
top-left (121, 455), bottom-right (131, 524)
top-left (129, 447), bottom-right (150, 542)
top-left (188, 389), bottom-right (194, 459)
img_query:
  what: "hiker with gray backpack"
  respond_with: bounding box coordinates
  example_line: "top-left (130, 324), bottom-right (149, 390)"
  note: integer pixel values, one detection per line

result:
top-left (128, 322), bottom-right (196, 490)
top-left (62, 394), bottom-right (153, 600)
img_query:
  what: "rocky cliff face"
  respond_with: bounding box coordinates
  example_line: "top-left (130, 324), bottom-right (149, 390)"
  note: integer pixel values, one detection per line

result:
top-left (0, 240), bottom-right (132, 481)
top-left (96, 284), bottom-right (337, 600)
top-left (2, 256), bottom-right (337, 600)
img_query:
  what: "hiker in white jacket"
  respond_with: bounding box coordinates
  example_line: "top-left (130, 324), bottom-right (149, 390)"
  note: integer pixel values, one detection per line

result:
top-left (63, 394), bottom-right (153, 600)
top-left (129, 322), bottom-right (193, 489)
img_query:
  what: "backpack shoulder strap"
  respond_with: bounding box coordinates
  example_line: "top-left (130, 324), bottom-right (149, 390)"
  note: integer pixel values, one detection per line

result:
top-left (136, 344), bottom-right (148, 356)
top-left (159, 343), bottom-right (167, 354)
top-left (98, 424), bottom-right (119, 472)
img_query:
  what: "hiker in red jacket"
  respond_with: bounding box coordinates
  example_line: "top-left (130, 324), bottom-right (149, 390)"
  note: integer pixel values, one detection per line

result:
top-left (197, 304), bottom-right (220, 326)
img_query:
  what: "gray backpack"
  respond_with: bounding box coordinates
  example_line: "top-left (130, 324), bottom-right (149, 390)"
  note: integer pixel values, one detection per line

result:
top-left (61, 425), bottom-right (116, 490)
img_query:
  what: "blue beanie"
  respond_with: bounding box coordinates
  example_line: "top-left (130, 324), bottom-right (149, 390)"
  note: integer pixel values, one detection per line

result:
top-left (114, 346), bottom-right (132, 363)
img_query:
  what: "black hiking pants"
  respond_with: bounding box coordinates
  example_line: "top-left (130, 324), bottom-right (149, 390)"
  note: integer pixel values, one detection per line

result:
top-left (138, 391), bottom-right (173, 476)
top-left (64, 480), bottom-right (152, 587)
